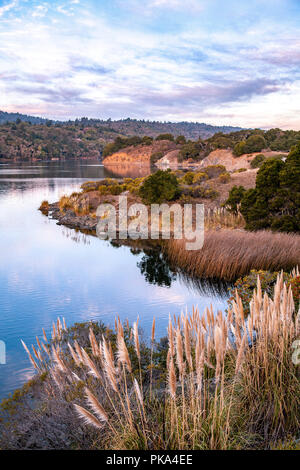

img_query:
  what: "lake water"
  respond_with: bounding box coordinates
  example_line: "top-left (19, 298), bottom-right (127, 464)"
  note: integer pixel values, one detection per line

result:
top-left (0, 160), bottom-right (229, 400)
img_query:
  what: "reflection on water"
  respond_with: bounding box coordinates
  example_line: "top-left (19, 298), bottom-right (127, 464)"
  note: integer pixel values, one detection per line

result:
top-left (103, 163), bottom-right (151, 179)
top-left (0, 160), bottom-right (229, 400)
top-left (137, 248), bottom-right (177, 287)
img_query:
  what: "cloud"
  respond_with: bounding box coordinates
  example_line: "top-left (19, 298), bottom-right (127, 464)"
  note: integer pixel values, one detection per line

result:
top-left (0, 0), bottom-right (17, 17)
top-left (10, 84), bottom-right (92, 104)
top-left (71, 63), bottom-right (111, 75)
top-left (32, 5), bottom-right (48, 18)
top-left (0, 0), bottom-right (299, 129)
top-left (114, 78), bottom-right (287, 110)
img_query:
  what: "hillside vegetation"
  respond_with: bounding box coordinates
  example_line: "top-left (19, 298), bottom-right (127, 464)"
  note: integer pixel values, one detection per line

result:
top-left (225, 143), bottom-right (300, 233)
top-left (1, 110), bottom-right (299, 163)
top-left (0, 120), bottom-right (123, 161)
top-left (103, 128), bottom-right (300, 165)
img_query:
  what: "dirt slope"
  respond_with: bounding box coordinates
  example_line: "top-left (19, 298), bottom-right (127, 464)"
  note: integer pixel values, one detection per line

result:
top-left (102, 140), bottom-right (177, 164)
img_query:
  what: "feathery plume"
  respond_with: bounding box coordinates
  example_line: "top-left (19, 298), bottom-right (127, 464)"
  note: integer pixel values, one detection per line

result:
top-left (85, 387), bottom-right (108, 422)
top-left (74, 404), bottom-right (103, 429)
top-left (134, 378), bottom-right (143, 406)
top-left (133, 320), bottom-right (140, 360)
top-left (168, 358), bottom-right (176, 398)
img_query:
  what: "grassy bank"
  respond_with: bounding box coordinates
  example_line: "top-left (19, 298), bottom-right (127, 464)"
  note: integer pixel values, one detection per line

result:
top-left (1, 274), bottom-right (299, 450)
top-left (165, 230), bottom-right (300, 281)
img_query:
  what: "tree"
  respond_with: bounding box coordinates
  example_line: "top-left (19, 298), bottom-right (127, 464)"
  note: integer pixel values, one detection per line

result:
top-left (139, 170), bottom-right (180, 204)
top-left (233, 141), bottom-right (246, 157)
top-left (244, 134), bottom-right (266, 153)
top-left (155, 133), bottom-right (174, 141)
top-left (178, 141), bottom-right (205, 161)
top-left (250, 154), bottom-right (265, 168)
top-left (238, 144), bottom-right (300, 232)
top-left (175, 135), bottom-right (186, 145)
top-left (224, 185), bottom-right (246, 214)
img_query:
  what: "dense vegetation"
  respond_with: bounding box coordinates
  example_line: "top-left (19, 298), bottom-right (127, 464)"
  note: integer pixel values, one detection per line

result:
top-left (225, 143), bottom-right (300, 232)
top-left (1, 274), bottom-right (299, 449)
top-left (0, 120), bottom-right (122, 161)
top-left (139, 169), bottom-right (180, 204)
top-left (0, 111), bottom-right (242, 138)
top-left (1, 109), bottom-right (299, 162)
top-left (103, 127), bottom-right (300, 160)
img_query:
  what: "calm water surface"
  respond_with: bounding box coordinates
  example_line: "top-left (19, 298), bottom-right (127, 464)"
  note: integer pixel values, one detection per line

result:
top-left (0, 160), bottom-right (229, 399)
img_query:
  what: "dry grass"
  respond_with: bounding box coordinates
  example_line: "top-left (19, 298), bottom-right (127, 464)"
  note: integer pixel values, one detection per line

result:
top-left (38, 200), bottom-right (50, 214)
top-left (166, 229), bottom-right (300, 281)
top-left (204, 207), bottom-right (244, 230)
top-left (21, 274), bottom-right (300, 450)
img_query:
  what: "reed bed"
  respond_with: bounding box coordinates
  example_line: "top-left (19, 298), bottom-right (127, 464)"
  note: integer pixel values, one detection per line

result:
top-left (204, 207), bottom-right (244, 230)
top-left (21, 274), bottom-right (300, 450)
top-left (166, 230), bottom-right (300, 281)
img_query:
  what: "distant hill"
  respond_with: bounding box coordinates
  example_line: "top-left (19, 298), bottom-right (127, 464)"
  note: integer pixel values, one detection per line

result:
top-left (0, 111), bottom-right (242, 139)
top-left (0, 111), bottom-right (298, 163)
top-left (0, 110), bottom-right (48, 125)
top-left (75, 118), bottom-right (243, 140)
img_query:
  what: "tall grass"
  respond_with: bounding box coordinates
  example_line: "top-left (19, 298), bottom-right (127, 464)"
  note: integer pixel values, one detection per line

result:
top-left (166, 230), bottom-right (300, 281)
top-left (22, 274), bottom-right (300, 449)
top-left (204, 207), bottom-right (244, 230)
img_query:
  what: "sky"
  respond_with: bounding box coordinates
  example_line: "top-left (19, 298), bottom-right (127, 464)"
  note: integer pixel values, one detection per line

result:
top-left (0, 0), bottom-right (299, 129)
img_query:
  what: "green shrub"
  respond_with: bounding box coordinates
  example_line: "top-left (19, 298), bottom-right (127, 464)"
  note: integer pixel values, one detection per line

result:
top-left (239, 144), bottom-right (300, 232)
top-left (155, 133), bottom-right (174, 141)
top-left (175, 135), bottom-right (186, 144)
top-left (233, 168), bottom-right (247, 173)
top-left (250, 154), bottom-right (265, 168)
top-left (244, 134), bottom-right (266, 153)
top-left (182, 185), bottom-right (219, 199)
top-left (181, 171), bottom-right (194, 185)
top-left (218, 172), bottom-right (231, 184)
top-left (139, 170), bottom-right (180, 204)
top-left (233, 141), bottom-right (246, 156)
top-left (178, 141), bottom-right (205, 161)
top-left (224, 185), bottom-right (246, 214)
top-left (193, 172), bottom-right (208, 184)
top-left (150, 151), bottom-right (163, 165)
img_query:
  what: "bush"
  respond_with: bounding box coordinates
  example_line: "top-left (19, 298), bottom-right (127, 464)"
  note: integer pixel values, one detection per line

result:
top-left (175, 135), bottom-right (186, 144)
top-left (150, 151), bottom-right (163, 165)
top-left (182, 185), bottom-right (219, 199)
top-left (239, 143), bottom-right (300, 232)
top-left (233, 168), bottom-right (247, 173)
top-left (181, 171), bottom-right (194, 185)
top-left (224, 185), bottom-right (246, 214)
top-left (227, 270), bottom-right (291, 314)
top-left (193, 172), bottom-right (208, 184)
top-left (178, 141), bottom-right (205, 161)
top-left (250, 154), bottom-right (265, 168)
top-left (233, 141), bottom-right (246, 156)
top-left (139, 170), bottom-right (180, 204)
top-left (218, 172), bottom-right (231, 184)
top-left (155, 133), bottom-right (174, 141)
top-left (244, 134), bottom-right (266, 153)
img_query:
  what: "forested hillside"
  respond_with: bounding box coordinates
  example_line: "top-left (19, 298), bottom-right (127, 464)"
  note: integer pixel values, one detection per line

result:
top-left (0, 111), bottom-right (299, 162)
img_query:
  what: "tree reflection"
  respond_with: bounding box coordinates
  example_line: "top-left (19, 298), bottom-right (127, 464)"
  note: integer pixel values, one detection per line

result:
top-left (137, 249), bottom-right (176, 287)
